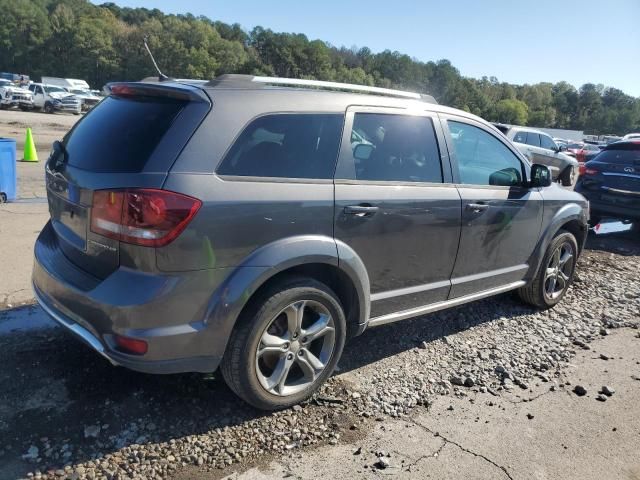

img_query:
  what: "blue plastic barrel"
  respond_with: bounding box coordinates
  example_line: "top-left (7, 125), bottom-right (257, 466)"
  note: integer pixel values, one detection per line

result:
top-left (0, 138), bottom-right (17, 202)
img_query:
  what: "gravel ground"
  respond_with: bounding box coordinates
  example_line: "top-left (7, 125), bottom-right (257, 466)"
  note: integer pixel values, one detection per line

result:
top-left (0, 231), bottom-right (638, 480)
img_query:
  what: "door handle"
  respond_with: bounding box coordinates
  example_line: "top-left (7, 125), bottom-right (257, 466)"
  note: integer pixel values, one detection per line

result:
top-left (344, 205), bottom-right (379, 217)
top-left (466, 203), bottom-right (489, 213)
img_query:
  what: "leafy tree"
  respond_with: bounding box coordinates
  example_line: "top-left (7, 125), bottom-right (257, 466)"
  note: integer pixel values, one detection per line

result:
top-left (495, 99), bottom-right (529, 125)
top-left (1, 0), bottom-right (638, 135)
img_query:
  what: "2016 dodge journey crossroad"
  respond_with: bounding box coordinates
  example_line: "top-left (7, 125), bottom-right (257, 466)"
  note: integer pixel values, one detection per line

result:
top-left (33, 75), bottom-right (589, 410)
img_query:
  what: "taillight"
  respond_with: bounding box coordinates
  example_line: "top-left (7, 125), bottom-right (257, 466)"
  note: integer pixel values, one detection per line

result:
top-left (91, 189), bottom-right (201, 247)
top-left (579, 164), bottom-right (586, 176)
top-left (583, 167), bottom-right (599, 176)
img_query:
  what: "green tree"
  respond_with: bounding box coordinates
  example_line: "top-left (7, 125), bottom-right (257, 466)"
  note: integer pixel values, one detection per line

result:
top-left (495, 99), bottom-right (529, 125)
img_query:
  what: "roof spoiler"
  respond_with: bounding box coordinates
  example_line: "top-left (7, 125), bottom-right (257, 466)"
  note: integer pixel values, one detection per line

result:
top-left (105, 82), bottom-right (209, 102)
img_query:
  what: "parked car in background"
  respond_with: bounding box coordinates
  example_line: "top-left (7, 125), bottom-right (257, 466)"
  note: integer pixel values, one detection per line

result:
top-left (565, 142), bottom-right (584, 158)
top-left (65, 87), bottom-right (102, 111)
top-left (576, 140), bottom-right (640, 226)
top-left (41, 77), bottom-right (91, 91)
top-left (575, 143), bottom-right (602, 163)
top-left (493, 124), bottom-right (579, 187)
top-left (622, 133), bottom-right (640, 141)
top-left (28, 83), bottom-right (81, 114)
top-left (32, 75), bottom-right (589, 410)
top-left (602, 135), bottom-right (623, 144)
top-left (0, 79), bottom-right (34, 110)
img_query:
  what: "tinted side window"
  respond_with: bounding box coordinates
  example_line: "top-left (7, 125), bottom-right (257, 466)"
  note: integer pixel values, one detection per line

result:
top-left (513, 130), bottom-right (527, 143)
top-left (526, 132), bottom-right (541, 147)
top-left (540, 134), bottom-right (557, 150)
top-left (448, 120), bottom-right (524, 186)
top-left (350, 113), bottom-right (442, 183)
top-left (218, 114), bottom-right (343, 179)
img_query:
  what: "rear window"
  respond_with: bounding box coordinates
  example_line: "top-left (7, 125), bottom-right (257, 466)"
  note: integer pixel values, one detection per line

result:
top-left (64, 96), bottom-right (186, 173)
top-left (596, 146), bottom-right (640, 165)
top-left (217, 114), bottom-right (343, 179)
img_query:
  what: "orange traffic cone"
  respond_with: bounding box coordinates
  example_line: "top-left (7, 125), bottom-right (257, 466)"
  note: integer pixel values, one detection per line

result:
top-left (22, 128), bottom-right (38, 162)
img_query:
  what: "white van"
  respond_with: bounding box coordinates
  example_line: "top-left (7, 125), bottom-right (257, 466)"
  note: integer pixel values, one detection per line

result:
top-left (41, 77), bottom-right (91, 90)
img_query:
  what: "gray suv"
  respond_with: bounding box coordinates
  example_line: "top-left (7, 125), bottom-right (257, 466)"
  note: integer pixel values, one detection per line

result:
top-left (32, 75), bottom-right (589, 409)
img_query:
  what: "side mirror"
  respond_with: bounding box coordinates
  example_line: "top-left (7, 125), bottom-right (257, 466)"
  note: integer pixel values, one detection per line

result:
top-left (558, 145), bottom-right (567, 152)
top-left (353, 143), bottom-right (374, 161)
top-left (530, 164), bottom-right (552, 188)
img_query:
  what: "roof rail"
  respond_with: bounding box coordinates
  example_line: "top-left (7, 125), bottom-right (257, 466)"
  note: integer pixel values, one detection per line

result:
top-left (251, 76), bottom-right (436, 102)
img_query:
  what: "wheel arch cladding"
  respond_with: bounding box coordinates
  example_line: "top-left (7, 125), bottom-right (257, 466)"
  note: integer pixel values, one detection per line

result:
top-left (527, 202), bottom-right (587, 282)
top-left (203, 235), bottom-right (371, 360)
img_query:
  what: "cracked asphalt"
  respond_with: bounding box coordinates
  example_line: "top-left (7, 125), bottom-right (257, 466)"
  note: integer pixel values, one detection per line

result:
top-left (221, 329), bottom-right (640, 480)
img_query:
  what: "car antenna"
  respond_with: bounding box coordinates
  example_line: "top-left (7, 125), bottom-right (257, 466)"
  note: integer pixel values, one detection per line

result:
top-left (143, 35), bottom-right (170, 82)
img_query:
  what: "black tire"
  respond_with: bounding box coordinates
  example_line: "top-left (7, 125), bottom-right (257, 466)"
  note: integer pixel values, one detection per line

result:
top-left (44, 102), bottom-right (54, 114)
top-left (559, 165), bottom-right (576, 187)
top-left (221, 276), bottom-right (346, 410)
top-left (518, 230), bottom-right (578, 309)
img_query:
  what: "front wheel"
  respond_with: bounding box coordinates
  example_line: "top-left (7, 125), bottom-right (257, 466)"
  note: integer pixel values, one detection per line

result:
top-left (44, 102), bottom-right (55, 114)
top-left (518, 230), bottom-right (578, 309)
top-left (221, 276), bottom-right (346, 410)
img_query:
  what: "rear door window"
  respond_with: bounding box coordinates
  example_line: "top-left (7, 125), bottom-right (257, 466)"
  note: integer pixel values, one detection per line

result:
top-left (64, 96), bottom-right (186, 173)
top-left (217, 114), bottom-right (343, 179)
top-left (526, 132), bottom-right (541, 147)
top-left (349, 113), bottom-right (442, 183)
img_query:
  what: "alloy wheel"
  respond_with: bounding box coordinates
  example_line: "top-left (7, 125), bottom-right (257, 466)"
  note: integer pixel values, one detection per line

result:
top-left (544, 241), bottom-right (575, 300)
top-left (255, 300), bottom-right (336, 397)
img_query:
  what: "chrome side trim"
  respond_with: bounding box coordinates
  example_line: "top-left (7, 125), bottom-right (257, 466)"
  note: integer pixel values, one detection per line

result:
top-left (601, 186), bottom-right (640, 196)
top-left (450, 264), bottom-right (528, 286)
top-left (370, 279), bottom-right (450, 302)
top-left (367, 281), bottom-right (526, 328)
top-left (33, 285), bottom-right (118, 365)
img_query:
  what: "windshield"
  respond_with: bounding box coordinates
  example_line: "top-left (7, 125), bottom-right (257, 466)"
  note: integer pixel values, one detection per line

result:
top-left (44, 85), bottom-right (66, 93)
top-left (0, 80), bottom-right (15, 87)
top-left (70, 89), bottom-right (89, 95)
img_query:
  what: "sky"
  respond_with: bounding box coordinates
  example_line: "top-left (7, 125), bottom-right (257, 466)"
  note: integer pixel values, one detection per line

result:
top-left (95, 0), bottom-right (640, 97)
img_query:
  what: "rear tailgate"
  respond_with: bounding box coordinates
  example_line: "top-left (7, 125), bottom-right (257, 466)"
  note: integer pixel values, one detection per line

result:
top-left (46, 82), bottom-right (210, 279)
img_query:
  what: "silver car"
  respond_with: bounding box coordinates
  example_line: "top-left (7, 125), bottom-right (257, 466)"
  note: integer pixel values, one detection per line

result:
top-left (494, 124), bottom-right (579, 187)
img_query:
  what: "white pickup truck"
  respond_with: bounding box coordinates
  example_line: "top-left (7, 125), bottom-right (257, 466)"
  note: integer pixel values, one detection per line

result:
top-left (27, 83), bottom-right (81, 115)
top-left (0, 79), bottom-right (35, 110)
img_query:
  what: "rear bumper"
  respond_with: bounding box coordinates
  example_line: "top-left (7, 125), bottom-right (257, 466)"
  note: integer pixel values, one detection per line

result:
top-left (32, 222), bottom-right (233, 374)
top-left (576, 185), bottom-right (640, 221)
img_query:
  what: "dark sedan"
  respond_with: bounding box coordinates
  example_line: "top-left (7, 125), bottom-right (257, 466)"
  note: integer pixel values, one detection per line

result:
top-left (576, 141), bottom-right (640, 226)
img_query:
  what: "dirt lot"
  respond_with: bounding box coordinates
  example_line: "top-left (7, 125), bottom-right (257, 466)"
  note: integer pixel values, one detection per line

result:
top-left (0, 110), bottom-right (639, 480)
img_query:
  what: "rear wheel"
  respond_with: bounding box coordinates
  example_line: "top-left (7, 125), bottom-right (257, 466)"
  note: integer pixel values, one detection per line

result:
top-left (221, 276), bottom-right (346, 410)
top-left (518, 230), bottom-right (578, 309)
top-left (559, 165), bottom-right (576, 187)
